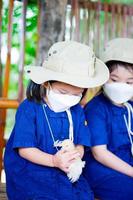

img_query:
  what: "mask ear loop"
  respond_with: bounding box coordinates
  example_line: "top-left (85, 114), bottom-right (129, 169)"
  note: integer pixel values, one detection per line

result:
top-left (47, 82), bottom-right (51, 94)
top-left (46, 82), bottom-right (54, 99)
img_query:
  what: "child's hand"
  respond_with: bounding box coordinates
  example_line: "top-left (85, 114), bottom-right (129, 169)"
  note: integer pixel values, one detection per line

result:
top-left (52, 149), bottom-right (80, 173)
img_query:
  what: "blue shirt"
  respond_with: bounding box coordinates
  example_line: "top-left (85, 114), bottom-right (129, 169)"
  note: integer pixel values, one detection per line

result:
top-left (83, 93), bottom-right (133, 186)
top-left (4, 99), bottom-right (92, 200)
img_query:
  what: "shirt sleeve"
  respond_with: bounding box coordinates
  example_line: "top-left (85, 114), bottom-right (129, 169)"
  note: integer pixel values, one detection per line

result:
top-left (12, 100), bottom-right (37, 149)
top-left (84, 100), bottom-right (108, 147)
top-left (73, 105), bottom-right (91, 147)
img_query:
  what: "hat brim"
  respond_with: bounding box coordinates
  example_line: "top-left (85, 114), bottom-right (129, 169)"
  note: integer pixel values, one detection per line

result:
top-left (25, 58), bottom-right (109, 88)
top-left (103, 57), bottom-right (133, 64)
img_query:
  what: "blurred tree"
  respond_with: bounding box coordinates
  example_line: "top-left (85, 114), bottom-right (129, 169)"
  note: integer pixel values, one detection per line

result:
top-left (36, 0), bottom-right (68, 65)
top-left (1, 0), bottom-right (133, 135)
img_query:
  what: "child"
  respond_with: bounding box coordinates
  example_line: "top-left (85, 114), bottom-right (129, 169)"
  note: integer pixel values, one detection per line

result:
top-left (4, 41), bottom-right (109, 200)
top-left (83, 38), bottom-right (133, 200)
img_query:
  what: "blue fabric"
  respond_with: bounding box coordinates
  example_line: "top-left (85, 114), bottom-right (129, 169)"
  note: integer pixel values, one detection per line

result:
top-left (93, 173), bottom-right (133, 200)
top-left (4, 99), bottom-right (93, 200)
top-left (83, 93), bottom-right (133, 200)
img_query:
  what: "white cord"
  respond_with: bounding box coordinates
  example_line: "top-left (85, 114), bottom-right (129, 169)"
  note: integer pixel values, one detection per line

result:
top-left (124, 103), bottom-right (133, 135)
top-left (123, 102), bottom-right (133, 155)
top-left (66, 109), bottom-right (74, 142)
top-left (42, 104), bottom-right (74, 150)
top-left (42, 104), bottom-right (59, 151)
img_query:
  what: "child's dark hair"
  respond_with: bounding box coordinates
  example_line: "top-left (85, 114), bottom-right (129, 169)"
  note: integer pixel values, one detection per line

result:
top-left (26, 80), bottom-right (46, 102)
top-left (95, 60), bottom-right (133, 97)
top-left (26, 80), bottom-right (87, 103)
top-left (106, 61), bottom-right (133, 73)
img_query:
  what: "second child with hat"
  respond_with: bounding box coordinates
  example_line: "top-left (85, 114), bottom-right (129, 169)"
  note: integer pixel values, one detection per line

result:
top-left (84, 38), bottom-right (133, 200)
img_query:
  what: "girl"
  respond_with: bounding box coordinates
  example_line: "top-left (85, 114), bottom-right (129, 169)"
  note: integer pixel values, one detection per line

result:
top-left (84, 38), bottom-right (133, 200)
top-left (4, 41), bottom-right (109, 200)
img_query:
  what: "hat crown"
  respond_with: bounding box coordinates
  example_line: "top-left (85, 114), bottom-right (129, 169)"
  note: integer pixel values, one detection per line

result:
top-left (25, 40), bottom-right (109, 88)
top-left (101, 38), bottom-right (133, 64)
top-left (43, 41), bottom-right (96, 77)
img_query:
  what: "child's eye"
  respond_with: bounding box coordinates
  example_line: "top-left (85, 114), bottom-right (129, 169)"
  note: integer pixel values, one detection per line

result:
top-left (60, 91), bottom-right (68, 94)
top-left (111, 78), bottom-right (117, 82)
top-left (126, 82), bottom-right (133, 85)
top-left (54, 89), bottom-right (68, 94)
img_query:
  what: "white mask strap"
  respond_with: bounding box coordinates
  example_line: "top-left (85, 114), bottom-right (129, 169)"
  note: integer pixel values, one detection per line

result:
top-left (66, 109), bottom-right (74, 142)
top-left (123, 102), bottom-right (133, 155)
top-left (42, 104), bottom-right (59, 151)
top-left (42, 104), bottom-right (74, 150)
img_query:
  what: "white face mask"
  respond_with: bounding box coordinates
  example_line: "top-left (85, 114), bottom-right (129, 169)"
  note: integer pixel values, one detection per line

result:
top-left (103, 82), bottom-right (133, 104)
top-left (46, 88), bottom-right (82, 112)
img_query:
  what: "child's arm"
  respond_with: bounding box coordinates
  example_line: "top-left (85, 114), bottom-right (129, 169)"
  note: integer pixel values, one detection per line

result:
top-left (18, 147), bottom-right (80, 173)
top-left (75, 145), bottom-right (84, 158)
top-left (92, 145), bottom-right (133, 177)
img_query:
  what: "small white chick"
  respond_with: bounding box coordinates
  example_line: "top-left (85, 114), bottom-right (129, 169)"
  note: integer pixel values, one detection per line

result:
top-left (55, 139), bottom-right (85, 183)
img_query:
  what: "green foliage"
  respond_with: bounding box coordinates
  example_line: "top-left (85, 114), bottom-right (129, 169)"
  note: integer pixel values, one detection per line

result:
top-left (2, 1), bottom-right (38, 48)
top-left (101, 0), bottom-right (133, 4)
top-left (2, 0), bottom-right (38, 135)
top-left (2, 0), bottom-right (38, 90)
top-left (111, 0), bottom-right (133, 4)
top-left (2, 0), bottom-right (133, 136)
top-left (101, 0), bottom-right (111, 3)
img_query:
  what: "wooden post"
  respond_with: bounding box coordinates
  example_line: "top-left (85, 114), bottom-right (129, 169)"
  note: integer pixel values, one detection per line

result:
top-left (111, 3), bottom-right (115, 39)
top-left (116, 4), bottom-right (122, 37)
top-left (0, 99), bottom-right (19, 109)
top-left (35, 0), bottom-right (41, 63)
top-left (95, 1), bottom-right (101, 56)
top-left (104, 3), bottom-right (109, 46)
top-left (122, 5), bottom-right (127, 37)
top-left (0, 0), bottom-right (2, 97)
top-left (127, 6), bottom-right (133, 37)
top-left (0, 0), bottom-right (14, 180)
top-left (18, 0), bottom-right (27, 102)
top-left (70, 0), bottom-right (80, 41)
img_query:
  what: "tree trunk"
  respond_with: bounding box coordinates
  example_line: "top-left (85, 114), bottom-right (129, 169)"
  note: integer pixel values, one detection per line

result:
top-left (36, 0), bottom-right (68, 65)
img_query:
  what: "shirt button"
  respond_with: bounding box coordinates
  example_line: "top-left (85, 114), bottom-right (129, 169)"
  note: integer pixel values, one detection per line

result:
top-left (60, 135), bottom-right (65, 140)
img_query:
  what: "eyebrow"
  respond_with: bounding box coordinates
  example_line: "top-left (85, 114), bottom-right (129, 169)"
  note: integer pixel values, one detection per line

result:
top-left (110, 74), bottom-right (133, 80)
top-left (110, 74), bottom-right (119, 78)
top-left (58, 89), bottom-right (69, 93)
top-left (127, 77), bottom-right (133, 80)
top-left (59, 88), bottom-right (83, 95)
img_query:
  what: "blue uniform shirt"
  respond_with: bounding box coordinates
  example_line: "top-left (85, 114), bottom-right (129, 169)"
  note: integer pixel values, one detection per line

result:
top-left (83, 93), bottom-right (133, 186)
top-left (4, 99), bottom-right (93, 200)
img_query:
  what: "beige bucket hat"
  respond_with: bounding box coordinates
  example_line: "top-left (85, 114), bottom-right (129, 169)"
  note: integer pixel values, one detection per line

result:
top-left (101, 38), bottom-right (133, 64)
top-left (25, 41), bottom-right (109, 88)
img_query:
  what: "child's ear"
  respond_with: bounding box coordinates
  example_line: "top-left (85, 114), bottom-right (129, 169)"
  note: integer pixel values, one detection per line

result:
top-left (43, 82), bottom-right (49, 89)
